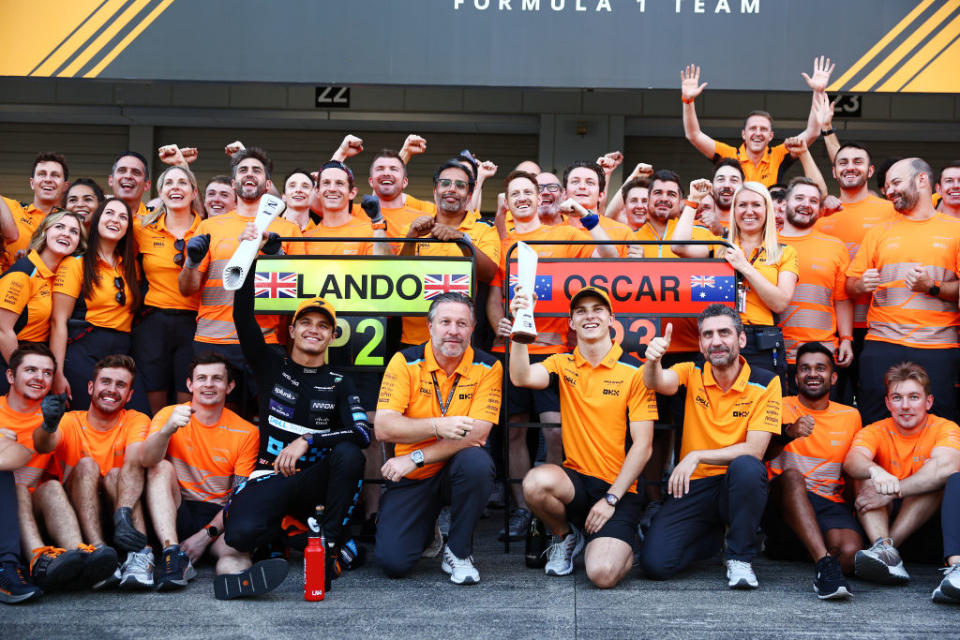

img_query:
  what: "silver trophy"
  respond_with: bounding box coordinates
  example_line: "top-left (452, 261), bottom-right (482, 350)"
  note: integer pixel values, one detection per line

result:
top-left (223, 194), bottom-right (285, 290)
top-left (510, 241), bottom-right (539, 344)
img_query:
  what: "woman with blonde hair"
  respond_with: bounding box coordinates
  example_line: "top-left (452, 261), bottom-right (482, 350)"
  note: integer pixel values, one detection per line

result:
top-left (132, 165), bottom-right (203, 413)
top-left (673, 180), bottom-right (798, 379)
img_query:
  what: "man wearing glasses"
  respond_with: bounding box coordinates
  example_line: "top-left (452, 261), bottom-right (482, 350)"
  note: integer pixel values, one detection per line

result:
top-left (398, 160), bottom-right (501, 349)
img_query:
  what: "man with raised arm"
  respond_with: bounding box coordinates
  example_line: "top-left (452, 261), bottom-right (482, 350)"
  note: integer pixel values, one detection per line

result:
top-left (641, 304), bottom-right (781, 589)
top-left (681, 57), bottom-right (832, 187)
top-left (510, 285), bottom-right (655, 588)
top-left (141, 352), bottom-right (284, 599)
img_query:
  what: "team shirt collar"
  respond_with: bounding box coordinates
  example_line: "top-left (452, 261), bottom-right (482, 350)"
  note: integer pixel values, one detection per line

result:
top-left (27, 250), bottom-right (54, 279)
top-left (702, 355), bottom-right (751, 392)
top-left (424, 340), bottom-right (476, 378)
top-left (572, 342), bottom-right (622, 369)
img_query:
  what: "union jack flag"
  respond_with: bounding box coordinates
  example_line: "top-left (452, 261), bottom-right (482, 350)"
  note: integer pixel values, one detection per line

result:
top-left (254, 272), bottom-right (298, 298)
top-left (423, 273), bottom-right (470, 300)
top-left (690, 275), bottom-right (715, 289)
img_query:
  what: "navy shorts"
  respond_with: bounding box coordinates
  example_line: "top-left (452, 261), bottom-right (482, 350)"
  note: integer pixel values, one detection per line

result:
top-left (176, 499), bottom-right (222, 541)
top-left (133, 308), bottom-right (196, 393)
top-left (808, 491), bottom-right (863, 536)
top-left (564, 468), bottom-right (642, 545)
top-left (504, 353), bottom-right (560, 417)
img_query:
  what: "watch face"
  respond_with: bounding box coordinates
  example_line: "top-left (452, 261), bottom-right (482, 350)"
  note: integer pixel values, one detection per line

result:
top-left (412, 450), bottom-right (424, 465)
top-left (605, 494), bottom-right (618, 506)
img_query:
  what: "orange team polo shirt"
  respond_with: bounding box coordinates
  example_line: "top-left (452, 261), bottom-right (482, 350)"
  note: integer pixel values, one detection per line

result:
top-left (351, 193), bottom-right (434, 239)
top-left (542, 343), bottom-right (657, 490)
top-left (377, 341), bottom-right (502, 481)
top-left (778, 231), bottom-right (850, 364)
top-left (2, 395), bottom-right (53, 488)
top-left (847, 213), bottom-right (960, 349)
top-left (852, 415), bottom-right (960, 480)
top-left (713, 141), bottom-right (793, 188)
top-left (193, 210), bottom-right (303, 345)
top-left (1, 197), bottom-right (49, 272)
top-left (54, 255), bottom-right (136, 332)
top-left (51, 409), bottom-right (150, 480)
top-left (767, 396), bottom-right (862, 502)
top-left (400, 217), bottom-right (501, 346)
top-left (815, 195), bottom-right (896, 328)
top-left (0, 250), bottom-right (56, 343)
top-left (737, 243), bottom-right (799, 326)
top-left (149, 404), bottom-right (259, 505)
top-left (670, 357), bottom-right (782, 479)
top-left (303, 215), bottom-right (377, 256)
top-left (638, 218), bottom-right (721, 353)
top-left (133, 211), bottom-right (203, 311)
top-left (490, 223), bottom-right (590, 354)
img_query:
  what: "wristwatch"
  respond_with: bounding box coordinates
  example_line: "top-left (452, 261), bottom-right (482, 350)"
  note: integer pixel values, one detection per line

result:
top-left (929, 283), bottom-right (941, 297)
top-left (604, 493), bottom-right (619, 507)
top-left (411, 449), bottom-right (425, 468)
top-left (372, 220), bottom-right (387, 231)
top-left (301, 433), bottom-right (314, 446)
top-left (205, 525), bottom-right (220, 539)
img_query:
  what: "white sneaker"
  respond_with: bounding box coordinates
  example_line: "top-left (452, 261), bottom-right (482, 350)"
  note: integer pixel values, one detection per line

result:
top-left (441, 545), bottom-right (479, 585)
top-left (726, 559), bottom-right (758, 589)
top-left (544, 525), bottom-right (584, 577)
top-left (934, 563), bottom-right (960, 603)
top-left (119, 547), bottom-right (154, 590)
top-left (854, 537), bottom-right (910, 584)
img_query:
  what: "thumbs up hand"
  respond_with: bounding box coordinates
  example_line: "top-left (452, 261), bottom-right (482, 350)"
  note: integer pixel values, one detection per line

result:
top-left (645, 323), bottom-right (673, 363)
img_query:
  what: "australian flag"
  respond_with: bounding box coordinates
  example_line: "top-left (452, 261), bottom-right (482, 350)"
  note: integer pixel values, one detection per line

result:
top-left (508, 274), bottom-right (553, 301)
top-left (254, 272), bottom-right (298, 298)
top-left (690, 275), bottom-right (735, 302)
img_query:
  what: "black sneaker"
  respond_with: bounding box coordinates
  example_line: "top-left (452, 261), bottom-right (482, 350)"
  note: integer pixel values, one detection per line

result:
top-left (30, 546), bottom-right (85, 590)
top-left (156, 544), bottom-right (197, 591)
top-left (112, 507), bottom-right (147, 553)
top-left (815, 554), bottom-right (852, 600)
top-left (0, 563), bottom-right (42, 604)
top-left (77, 544), bottom-right (119, 587)
top-left (213, 558), bottom-right (289, 600)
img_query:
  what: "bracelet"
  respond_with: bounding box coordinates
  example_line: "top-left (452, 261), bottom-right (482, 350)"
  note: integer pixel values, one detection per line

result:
top-left (581, 213), bottom-right (599, 230)
top-left (684, 199), bottom-right (699, 210)
top-left (839, 335), bottom-right (853, 342)
top-left (681, 96), bottom-right (695, 104)
top-left (822, 128), bottom-right (835, 136)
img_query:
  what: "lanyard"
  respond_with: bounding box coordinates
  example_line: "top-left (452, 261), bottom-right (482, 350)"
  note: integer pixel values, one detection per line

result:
top-left (431, 372), bottom-right (461, 416)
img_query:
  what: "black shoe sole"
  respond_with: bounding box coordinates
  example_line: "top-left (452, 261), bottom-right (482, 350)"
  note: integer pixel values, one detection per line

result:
top-left (214, 558), bottom-right (289, 600)
top-left (83, 550), bottom-right (119, 587)
top-left (854, 553), bottom-right (909, 585)
top-left (33, 552), bottom-right (86, 590)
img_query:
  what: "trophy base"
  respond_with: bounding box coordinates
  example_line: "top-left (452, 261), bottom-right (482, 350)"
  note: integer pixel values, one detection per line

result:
top-left (510, 331), bottom-right (537, 344)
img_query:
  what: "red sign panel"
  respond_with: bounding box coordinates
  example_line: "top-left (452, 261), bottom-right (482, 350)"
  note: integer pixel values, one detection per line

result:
top-left (507, 258), bottom-right (737, 317)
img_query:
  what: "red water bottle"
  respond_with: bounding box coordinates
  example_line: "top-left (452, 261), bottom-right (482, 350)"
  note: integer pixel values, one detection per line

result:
top-left (304, 505), bottom-right (325, 601)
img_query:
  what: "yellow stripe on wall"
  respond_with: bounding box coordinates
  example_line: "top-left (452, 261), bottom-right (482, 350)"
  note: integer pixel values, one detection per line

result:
top-left (850, 0), bottom-right (960, 91)
top-left (85, 0), bottom-right (176, 78)
top-left (877, 13), bottom-right (960, 91)
top-left (58, 0), bottom-right (153, 77)
top-left (828, 0), bottom-right (937, 91)
top-left (901, 36), bottom-right (960, 91)
top-left (0, 0), bottom-right (107, 76)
